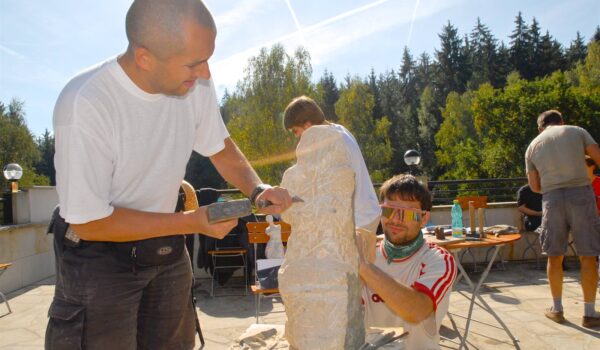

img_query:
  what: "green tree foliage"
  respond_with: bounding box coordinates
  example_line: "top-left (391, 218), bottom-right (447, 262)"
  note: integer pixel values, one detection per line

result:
top-left (0, 99), bottom-right (49, 190)
top-left (536, 31), bottom-right (566, 77)
top-left (566, 32), bottom-right (588, 69)
top-left (468, 18), bottom-right (510, 89)
top-left (417, 86), bottom-right (439, 176)
top-left (436, 22), bottom-right (471, 96)
top-left (367, 69), bottom-right (384, 120)
top-left (435, 45), bottom-right (600, 181)
top-left (315, 69), bottom-right (340, 122)
top-left (35, 129), bottom-right (56, 185)
top-left (335, 78), bottom-right (393, 182)
top-left (224, 44), bottom-right (314, 185)
top-left (569, 41), bottom-right (600, 93)
top-left (435, 91), bottom-right (482, 179)
top-left (592, 26), bottom-right (600, 44)
top-left (414, 52), bottom-right (434, 93)
top-left (509, 12), bottom-right (533, 79)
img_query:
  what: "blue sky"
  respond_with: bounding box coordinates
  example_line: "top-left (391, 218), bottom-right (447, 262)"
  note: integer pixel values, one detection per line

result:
top-left (1, 0), bottom-right (598, 137)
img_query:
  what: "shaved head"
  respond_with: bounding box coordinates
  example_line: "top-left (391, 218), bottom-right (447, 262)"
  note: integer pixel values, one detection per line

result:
top-left (125, 0), bottom-right (216, 59)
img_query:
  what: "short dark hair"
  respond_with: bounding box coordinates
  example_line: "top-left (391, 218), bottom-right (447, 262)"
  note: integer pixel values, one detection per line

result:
top-left (125, 0), bottom-right (216, 59)
top-left (537, 110), bottom-right (563, 129)
top-left (283, 96), bottom-right (326, 130)
top-left (379, 174), bottom-right (432, 211)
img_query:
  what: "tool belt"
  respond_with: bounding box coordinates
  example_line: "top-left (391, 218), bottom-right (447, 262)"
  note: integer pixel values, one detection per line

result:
top-left (48, 206), bottom-right (185, 271)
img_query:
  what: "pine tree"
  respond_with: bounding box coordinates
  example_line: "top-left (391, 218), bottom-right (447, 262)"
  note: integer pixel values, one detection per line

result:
top-left (367, 68), bottom-right (383, 120)
top-left (399, 47), bottom-right (418, 110)
top-left (414, 52), bottom-right (434, 93)
top-left (35, 129), bottom-right (55, 185)
top-left (494, 42), bottom-right (513, 86)
top-left (592, 26), bottom-right (600, 44)
top-left (566, 32), bottom-right (588, 68)
top-left (509, 12), bottom-right (532, 79)
top-left (537, 31), bottom-right (566, 76)
top-left (469, 18), bottom-right (499, 88)
top-left (435, 22), bottom-right (470, 97)
top-left (527, 18), bottom-right (542, 77)
top-left (315, 70), bottom-right (340, 122)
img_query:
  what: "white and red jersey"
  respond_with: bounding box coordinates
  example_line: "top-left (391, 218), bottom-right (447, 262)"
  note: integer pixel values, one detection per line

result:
top-left (363, 241), bottom-right (457, 350)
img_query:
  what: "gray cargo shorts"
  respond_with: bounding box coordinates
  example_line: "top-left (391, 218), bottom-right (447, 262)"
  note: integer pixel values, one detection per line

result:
top-left (538, 185), bottom-right (600, 256)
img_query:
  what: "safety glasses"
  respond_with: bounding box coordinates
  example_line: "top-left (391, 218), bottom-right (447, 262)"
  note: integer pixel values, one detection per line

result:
top-left (380, 204), bottom-right (425, 223)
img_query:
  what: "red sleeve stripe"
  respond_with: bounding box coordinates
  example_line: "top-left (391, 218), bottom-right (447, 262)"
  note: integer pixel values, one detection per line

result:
top-left (411, 248), bottom-right (458, 310)
top-left (413, 281), bottom-right (438, 311)
top-left (430, 250), bottom-right (457, 305)
top-left (431, 247), bottom-right (454, 292)
top-left (433, 254), bottom-right (457, 305)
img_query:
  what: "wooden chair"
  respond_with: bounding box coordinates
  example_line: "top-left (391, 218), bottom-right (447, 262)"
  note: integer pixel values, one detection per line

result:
top-left (246, 221), bottom-right (292, 323)
top-left (455, 196), bottom-right (493, 271)
top-left (0, 263), bottom-right (13, 316)
top-left (455, 195), bottom-right (488, 211)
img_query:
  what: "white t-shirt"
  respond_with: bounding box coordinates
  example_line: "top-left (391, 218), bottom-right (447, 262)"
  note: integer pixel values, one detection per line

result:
top-left (329, 123), bottom-right (381, 230)
top-left (54, 57), bottom-right (229, 224)
top-left (363, 242), bottom-right (457, 350)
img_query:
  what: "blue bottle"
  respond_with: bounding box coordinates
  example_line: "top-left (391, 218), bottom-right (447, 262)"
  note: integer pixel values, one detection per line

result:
top-left (451, 200), bottom-right (464, 238)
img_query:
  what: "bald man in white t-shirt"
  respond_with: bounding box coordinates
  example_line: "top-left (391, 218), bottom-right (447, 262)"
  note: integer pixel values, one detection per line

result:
top-left (47, 1), bottom-right (292, 349)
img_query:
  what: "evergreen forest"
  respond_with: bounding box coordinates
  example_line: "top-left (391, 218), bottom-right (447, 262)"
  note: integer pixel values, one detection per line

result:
top-left (2, 14), bottom-right (599, 191)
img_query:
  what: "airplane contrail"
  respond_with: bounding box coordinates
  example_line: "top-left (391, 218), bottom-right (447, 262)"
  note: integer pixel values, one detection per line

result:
top-left (406, 0), bottom-right (422, 47)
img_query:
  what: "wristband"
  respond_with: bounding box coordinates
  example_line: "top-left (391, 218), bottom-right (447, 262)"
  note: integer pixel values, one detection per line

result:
top-left (250, 184), bottom-right (271, 205)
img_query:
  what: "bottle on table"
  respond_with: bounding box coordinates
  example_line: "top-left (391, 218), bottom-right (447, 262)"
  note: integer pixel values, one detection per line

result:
top-left (451, 200), bottom-right (464, 238)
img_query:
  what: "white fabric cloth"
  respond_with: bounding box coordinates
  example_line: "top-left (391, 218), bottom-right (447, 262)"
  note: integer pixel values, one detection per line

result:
top-left (329, 123), bottom-right (381, 230)
top-left (54, 57), bottom-right (229, 224)
top-left (363, 242), bottom-right (457, 350)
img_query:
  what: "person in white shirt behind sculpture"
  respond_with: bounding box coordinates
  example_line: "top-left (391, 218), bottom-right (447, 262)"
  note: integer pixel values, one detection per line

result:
top-left (359, 174), bottom-right (457, 350)
top-left (283, 95), bottom-right (381, 233)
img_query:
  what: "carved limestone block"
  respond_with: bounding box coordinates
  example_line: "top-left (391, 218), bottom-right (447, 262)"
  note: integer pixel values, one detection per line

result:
top-left (279, 125), bottom-right (364, 350)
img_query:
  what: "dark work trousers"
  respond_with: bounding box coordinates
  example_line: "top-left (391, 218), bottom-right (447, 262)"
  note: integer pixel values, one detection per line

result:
top-left (45, 239), bottom-right (196, 350)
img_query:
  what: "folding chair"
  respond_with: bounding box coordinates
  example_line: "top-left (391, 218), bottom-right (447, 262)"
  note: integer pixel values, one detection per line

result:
top-left (207, 233), bottom-right (248, 297)
top-left (0, 263), bottom-right (12, 316)
top-left (518, 213), bottom-right (543, 269)
top-left (246, 221), bottom-right (291, 323)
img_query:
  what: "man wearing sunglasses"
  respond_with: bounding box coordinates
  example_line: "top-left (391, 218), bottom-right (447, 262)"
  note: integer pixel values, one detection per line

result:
top-left (359, 174), bottom-right (457, 349)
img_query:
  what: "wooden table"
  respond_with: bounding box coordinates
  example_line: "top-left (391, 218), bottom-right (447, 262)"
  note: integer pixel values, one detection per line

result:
top-left (433, 234), bottom-right (521, 350)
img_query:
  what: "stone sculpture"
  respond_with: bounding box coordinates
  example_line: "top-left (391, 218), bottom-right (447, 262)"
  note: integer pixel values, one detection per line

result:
top-left (279, 125), bottom-right (364, 349)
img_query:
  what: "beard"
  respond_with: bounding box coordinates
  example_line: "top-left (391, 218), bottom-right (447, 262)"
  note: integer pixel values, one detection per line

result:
top-left (383, 224), bottom-right (421, 246)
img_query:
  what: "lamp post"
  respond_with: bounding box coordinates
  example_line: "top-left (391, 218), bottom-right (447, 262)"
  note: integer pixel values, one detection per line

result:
top-left (2, 163), bottom-right (22, 225)
top-left (403, 149), bottom-right (421, 175)
top-left (3, 163), bottom-right (23, 193)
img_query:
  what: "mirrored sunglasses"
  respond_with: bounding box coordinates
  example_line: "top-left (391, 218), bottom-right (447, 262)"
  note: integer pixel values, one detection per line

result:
top-left (380, 205), bottom-right (424, 222)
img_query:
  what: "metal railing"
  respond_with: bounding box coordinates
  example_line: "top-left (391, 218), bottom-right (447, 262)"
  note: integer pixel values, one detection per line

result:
top-left (211, 177), bottom-right (528, 206)
top-left (427, 177), bottom-right (527, 205)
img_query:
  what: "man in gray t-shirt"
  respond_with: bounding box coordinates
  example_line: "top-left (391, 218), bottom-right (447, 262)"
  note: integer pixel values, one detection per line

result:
top-left (525, 109), bottom-right (600, 328)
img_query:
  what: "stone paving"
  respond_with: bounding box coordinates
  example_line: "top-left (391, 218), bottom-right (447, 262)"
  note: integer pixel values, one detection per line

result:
top-left (1, 261), bottom-right (600, 349)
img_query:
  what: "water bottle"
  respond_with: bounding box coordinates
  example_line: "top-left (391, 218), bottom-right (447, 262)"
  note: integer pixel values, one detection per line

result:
top-left (451, 200), bottom-right (464, 238)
